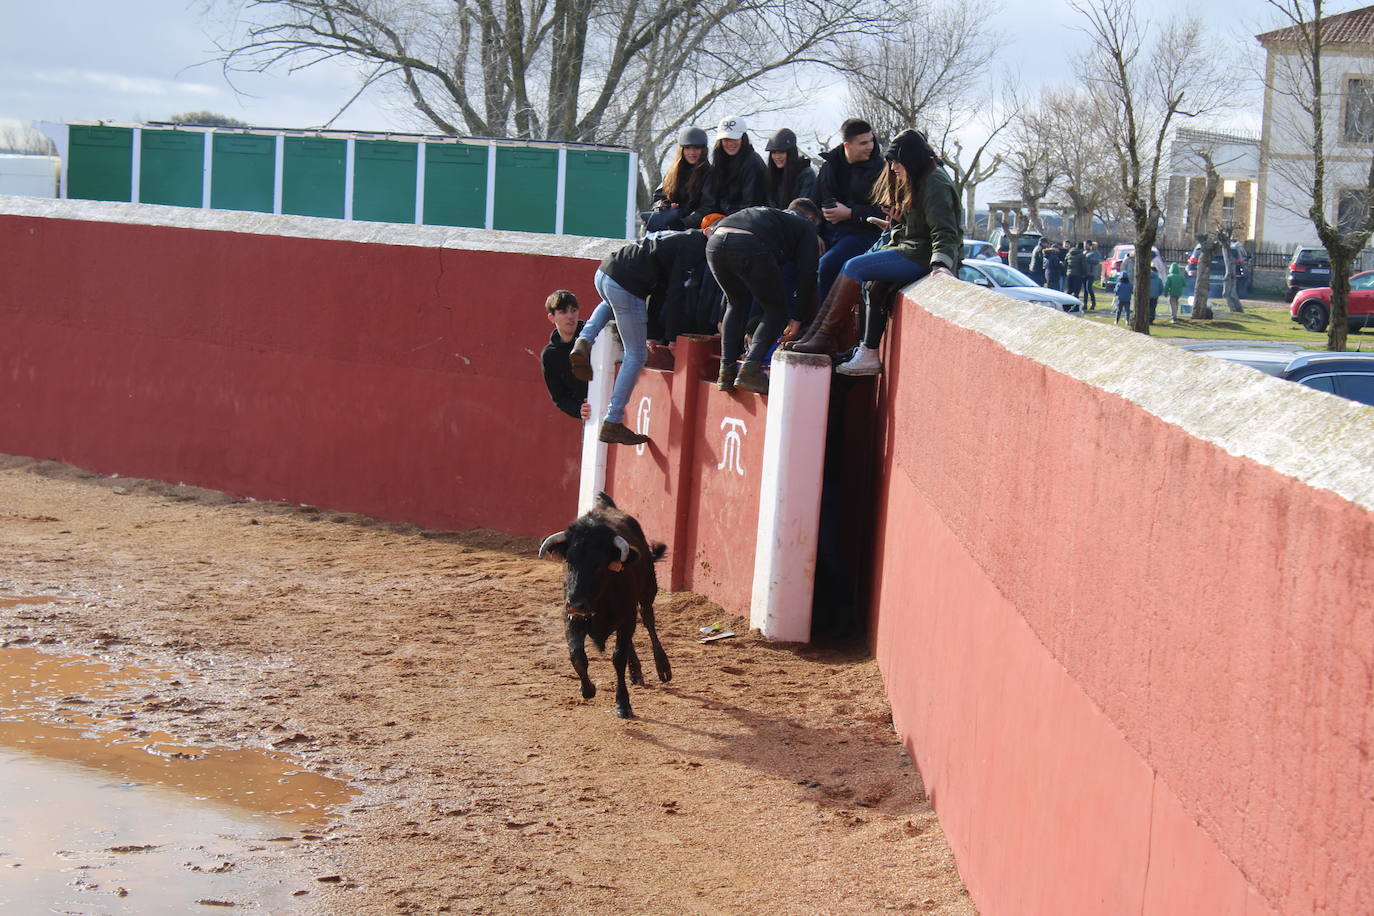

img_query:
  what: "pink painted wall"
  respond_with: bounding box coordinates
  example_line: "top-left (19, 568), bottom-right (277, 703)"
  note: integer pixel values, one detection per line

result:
top-left (0, 212), bottom-right (590, 536)
top-left (603, 336), bottom-right (767, 618)
top-left (869, 290), bottom-right (1374, 915)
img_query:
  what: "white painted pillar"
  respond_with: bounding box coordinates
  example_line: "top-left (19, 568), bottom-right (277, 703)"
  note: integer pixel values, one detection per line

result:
top-left (484, 142), bottom-right (497, 230)
top-left (202, 129), bottom-right (213, 209)
top-left (555, 147), bottom-right (567, 235)
top-left (750, 350), bottom-right (833, 642)
top-left (414, 141), bottom-right (426, 225)
top-left (343, 137), bottom-right (356, 220)
top-left (272, 135), bottom-right (284, 215)
top-left (577, 327), bottom-right (618, 516)
top-left (130, 127), bottom-right (142, 203)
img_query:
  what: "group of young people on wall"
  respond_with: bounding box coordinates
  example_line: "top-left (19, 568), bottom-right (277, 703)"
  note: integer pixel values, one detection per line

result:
top-left (541, 115), bottom-right (962, 448)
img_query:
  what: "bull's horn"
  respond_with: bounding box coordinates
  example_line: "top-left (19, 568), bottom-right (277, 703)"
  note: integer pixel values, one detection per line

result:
top-left (538, 531), bottom-right (568, 558)
top-left (613, 536), bottom-right (631, 564)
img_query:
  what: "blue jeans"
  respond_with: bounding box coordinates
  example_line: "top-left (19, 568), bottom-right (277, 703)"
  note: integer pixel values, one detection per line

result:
top-left (840, 248), bottom-right (931, 285)
top-left (817, 232), bottom-right (878, 304)
top-left (578, 300), bottom-right (615, 344)
top-left (584, 270), bottom-right (647, 424)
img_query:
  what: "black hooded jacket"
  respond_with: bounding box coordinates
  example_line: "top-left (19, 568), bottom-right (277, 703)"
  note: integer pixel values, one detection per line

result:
top-left (814, 139), bottom-right (886, 237)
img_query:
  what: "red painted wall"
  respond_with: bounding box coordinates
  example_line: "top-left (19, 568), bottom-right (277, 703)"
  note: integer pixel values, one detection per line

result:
top-left (0, 213), bottom-right (590, 535)
top-left (869, 290), bottom-right (1374, 915)
top-left (603, 336), bottom-right (767, 618)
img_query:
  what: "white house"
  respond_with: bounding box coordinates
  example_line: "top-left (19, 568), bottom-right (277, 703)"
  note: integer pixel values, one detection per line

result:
top-left (1256, 5), bottom-right (1374, 250)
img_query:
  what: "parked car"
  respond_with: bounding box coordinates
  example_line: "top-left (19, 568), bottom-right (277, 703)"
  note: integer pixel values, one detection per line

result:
top-left (963, 238), bottom-right (998, 262)
top-left (1184, 343), bottom-right (1374, 407)
top-left (1186, 242), bottom-right (1250, 296)
top-left (1179, 342), bottom-right (1307, 376)
top-left (1281, 353), bottom-right (1374, 405)
top-left (986, 229), bottom-right (1042, 270)
top-left (1286, 246), bottom-right (1333, 301)
top-left (959, 259), bottom-right (1083, 313)
top-left (1289, 270), bottom-right (1374, 332)
top-left (1101, 244), bottom-right (1162, 289)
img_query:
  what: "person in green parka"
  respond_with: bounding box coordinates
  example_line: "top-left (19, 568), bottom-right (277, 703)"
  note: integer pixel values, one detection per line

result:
top-left (1164, 262), bottom-right (1188, 323)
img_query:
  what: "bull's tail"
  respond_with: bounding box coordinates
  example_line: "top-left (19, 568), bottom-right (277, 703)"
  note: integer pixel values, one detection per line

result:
top-left (649, 542), bottom-right (667, 562)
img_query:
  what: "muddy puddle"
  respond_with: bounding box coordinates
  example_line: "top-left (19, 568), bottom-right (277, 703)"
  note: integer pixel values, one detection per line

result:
top-left (0, 598), bottom-right (356, 913)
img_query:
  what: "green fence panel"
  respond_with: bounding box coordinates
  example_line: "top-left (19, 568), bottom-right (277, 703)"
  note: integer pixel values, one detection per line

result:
top-left (562, 150), bottom-right (629, 238)
top-left (423, 143), bottom-right (488, 228)
top-left (68, 125), bottom-right (133, 202)
top-left (353, 139), bottom-right (417, 224)
top-left (282, 136), bottom-right (346, 218)
top-left (211, 133), bottom-right (276, 213)
top-left (139, 129), bottom-right (204, 208)
top-left (493, 146), bottom-right (557, 234)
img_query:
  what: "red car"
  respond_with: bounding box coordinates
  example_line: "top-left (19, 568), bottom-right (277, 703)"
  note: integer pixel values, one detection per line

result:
top-left (1290, 270), bottom-right (1374, 332)
top-left (1100, 244), bottom-right (1161, 288)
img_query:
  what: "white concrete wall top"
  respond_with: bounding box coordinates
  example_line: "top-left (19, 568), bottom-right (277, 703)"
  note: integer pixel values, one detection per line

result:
top-left (909, 275), bottom-right (1374, 512)
top-left (0, 194), bottom-right (625, 261)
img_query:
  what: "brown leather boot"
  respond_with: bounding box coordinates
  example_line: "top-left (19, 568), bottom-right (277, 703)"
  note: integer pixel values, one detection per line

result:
top-left (790, 275), bottom-right (861, 354)
top-left (569, 338), bottom-right (593, 382)
top-left (735, 361), bottom-right (769, 395)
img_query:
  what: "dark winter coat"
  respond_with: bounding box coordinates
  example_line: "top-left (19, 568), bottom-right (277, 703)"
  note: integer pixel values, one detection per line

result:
top-left (599, 230), bottom-right (709, 302)
top-left (714, 206), bottom-right (821, 313)
top-left (541, 321), bottom-right (588, 419)
top-left (688, 152), bottom-right (767, 225)
top-left (765, 155), bottom-right (818, 209)
top-left (886, 167), bottom-right (963, 273)
top-left (814, 140), bottom-right (886, 238)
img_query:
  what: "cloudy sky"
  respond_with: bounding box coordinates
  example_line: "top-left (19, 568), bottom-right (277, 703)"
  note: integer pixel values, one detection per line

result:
top-left (0, 0), bottom-right (1305, 153)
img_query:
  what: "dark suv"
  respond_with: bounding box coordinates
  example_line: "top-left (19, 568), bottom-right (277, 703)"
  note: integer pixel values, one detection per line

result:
top-left (1186, 242), bottom-right (1250, 296)
top-left (987, 229), bottom-right (1042, 271)
top-left (1287, 246), bottom-right (1333, 301)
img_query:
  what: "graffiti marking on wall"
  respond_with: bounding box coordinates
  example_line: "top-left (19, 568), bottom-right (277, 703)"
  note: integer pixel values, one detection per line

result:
top-left (718, 417), bottom-right (747, 476)
top-left (635, 396), bottom-right (652, 457)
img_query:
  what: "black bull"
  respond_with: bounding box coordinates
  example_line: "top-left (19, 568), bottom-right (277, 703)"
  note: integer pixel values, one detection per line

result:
top-left (538, 493), bottom-right (671, 718)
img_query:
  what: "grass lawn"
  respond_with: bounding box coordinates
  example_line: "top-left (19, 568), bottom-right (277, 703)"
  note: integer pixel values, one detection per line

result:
top-left (1077, 290), bottom-right (1374, 351)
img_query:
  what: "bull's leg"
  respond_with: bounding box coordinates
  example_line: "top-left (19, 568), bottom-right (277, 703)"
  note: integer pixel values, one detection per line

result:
top-left (611, 622), bottom-right (636, 718)
top-left (639, 597), bottom-right (672, 683)
top-left (566, 624), bottom-right (596, 699)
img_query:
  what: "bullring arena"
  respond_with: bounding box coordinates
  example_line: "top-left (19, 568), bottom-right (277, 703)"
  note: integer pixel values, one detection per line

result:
top-left (0, 455), bottom-right (970, 913)
top-left (3, 195), bottom-right (1372, 915)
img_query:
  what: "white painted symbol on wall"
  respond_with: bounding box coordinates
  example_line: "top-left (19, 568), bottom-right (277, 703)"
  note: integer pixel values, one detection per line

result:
top-left (718, 417), bottom-right (747, 476)
top-left (635, 396), bottom-right (652, 456)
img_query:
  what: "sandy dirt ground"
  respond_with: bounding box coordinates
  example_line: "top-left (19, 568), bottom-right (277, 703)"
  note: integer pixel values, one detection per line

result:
top-left (0, 455), bottom-right (975, 915)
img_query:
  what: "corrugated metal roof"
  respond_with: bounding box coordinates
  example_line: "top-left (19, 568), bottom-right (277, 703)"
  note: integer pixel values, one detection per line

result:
top-left (1257, 4), bottom-right (1374, 44)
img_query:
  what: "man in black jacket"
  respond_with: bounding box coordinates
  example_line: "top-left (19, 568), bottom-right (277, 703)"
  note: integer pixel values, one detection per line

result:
top-left (540, 290), bottom-right (591, 421)
top-left (814, 118), bottom-right (886, 305)
top-left (706, 200), bottom-right (823, 395)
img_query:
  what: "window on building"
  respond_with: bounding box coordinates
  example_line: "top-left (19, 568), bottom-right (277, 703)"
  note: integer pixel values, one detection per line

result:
top-left (1337, 189), bottom-right (1370, 234)
top-left (1344, 78), bottom-right (1374, 143)
top-left (1222, 179), bottom-right (1237, 224)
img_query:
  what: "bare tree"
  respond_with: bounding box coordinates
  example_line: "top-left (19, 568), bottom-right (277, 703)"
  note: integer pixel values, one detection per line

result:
top-left (0, 125), bottom-right (57, 156)
top-left (1070, 0), bottom-right (1232, 334)
top-left (1189, 150), bottom-right (1223, 320)
top-left (1039, 87), bottom-right (1116, 238)
top-left (213, 0), bottom-right (895, 203)
top-left (1260, 0), bottom-right (1374, 351)
top-left (1000, 111), bottom-right (1057, 232)
top-left (165, 111), bottom-right (251, 128)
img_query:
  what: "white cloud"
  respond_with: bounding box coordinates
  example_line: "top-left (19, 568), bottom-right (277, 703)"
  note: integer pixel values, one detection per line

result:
top-left (31, 69), bottom-right (218, 99)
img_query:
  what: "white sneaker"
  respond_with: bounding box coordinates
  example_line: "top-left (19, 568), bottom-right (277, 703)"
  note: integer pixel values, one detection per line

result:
top-left (836, 345), bottom-right (883, 376)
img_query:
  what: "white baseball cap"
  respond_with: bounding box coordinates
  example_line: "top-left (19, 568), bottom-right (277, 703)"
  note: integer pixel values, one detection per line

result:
top-left (716, 116), bottom-right (747, 140)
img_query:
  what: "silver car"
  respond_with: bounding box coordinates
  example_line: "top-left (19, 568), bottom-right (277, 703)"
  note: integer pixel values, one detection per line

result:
top-left (959, 259), bottom-right (1083, 313)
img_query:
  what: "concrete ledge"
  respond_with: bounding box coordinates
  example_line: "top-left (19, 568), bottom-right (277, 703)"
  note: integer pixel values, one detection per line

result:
top-left (908, 273), bottom-right (1374, 510)
top-left (0, 194), bottom-right (626, 261)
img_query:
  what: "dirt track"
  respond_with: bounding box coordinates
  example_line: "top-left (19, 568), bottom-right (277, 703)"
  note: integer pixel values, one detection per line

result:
top-left (0, 455), bottom-right (974, 914)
